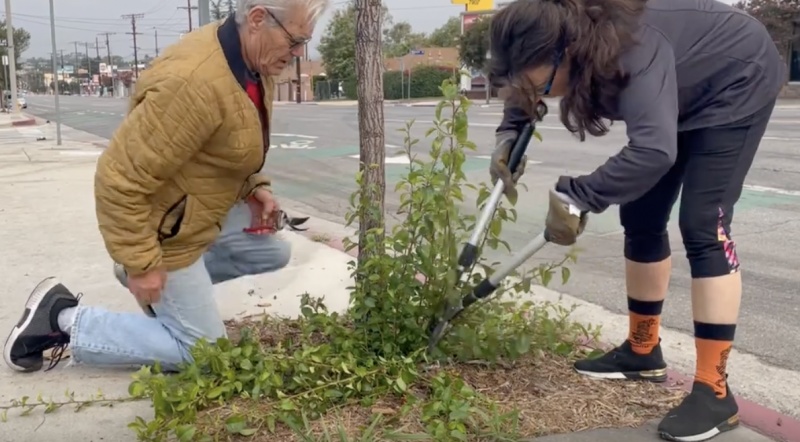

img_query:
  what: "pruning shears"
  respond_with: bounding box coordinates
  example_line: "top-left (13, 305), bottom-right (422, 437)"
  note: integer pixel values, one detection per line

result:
top-left (425, 122), bottom-right (553, 354)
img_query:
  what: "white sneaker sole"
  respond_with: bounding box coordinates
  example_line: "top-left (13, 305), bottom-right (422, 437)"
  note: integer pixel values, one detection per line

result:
top-left (3, 277), bottom-right (61, 372)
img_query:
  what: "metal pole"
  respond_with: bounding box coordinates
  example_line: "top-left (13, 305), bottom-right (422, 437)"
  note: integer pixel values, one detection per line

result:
top-left (400, 59), bottom-right (404, 101)
top-left (198, 0), bottom-right (210, 26)
top-left (4, 0), bottom-right (19, 113)
top-left (407, 69), bottom-right (411, 101)
top-left (49, 0), bottom-right (62, 145)
top-left (295, 56), bottom-right (301, 103)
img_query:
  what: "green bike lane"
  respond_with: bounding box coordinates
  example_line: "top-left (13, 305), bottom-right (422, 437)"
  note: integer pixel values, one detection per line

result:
top-left (266, 136), bottom-right (800, 237)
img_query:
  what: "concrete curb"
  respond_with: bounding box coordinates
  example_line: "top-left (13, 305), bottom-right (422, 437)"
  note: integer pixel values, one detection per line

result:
top-left (0, 117), bottom-right (36, 128)
top-left (296, 227), bottom-right (800, 442)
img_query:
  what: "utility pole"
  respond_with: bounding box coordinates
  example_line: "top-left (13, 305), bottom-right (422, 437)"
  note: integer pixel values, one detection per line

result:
top-left (48, 0), bottom-right (62, 145)
top-left (99, 32), bottom-right (114, 67)
top-left (59, 50), bottom-right (65, 81)
top-left (154, 29), bottom-right (159, 57)
top-left (122, 14), bottom-right (144, 77)
top-left (84, 42), bottom-right (92, 77)
top-left (4, 0), bottom-right (19, 113)
top-left (95, 36), bottom-right (101, 59)
top-left (178, 0), bottom-right (197, 31)
top-left (354, 0), bottom-right (386, 265)
top-left (69, 41), bottom-right (81, 94)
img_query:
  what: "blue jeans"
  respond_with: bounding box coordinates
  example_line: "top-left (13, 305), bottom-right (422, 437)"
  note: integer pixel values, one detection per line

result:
top-left (68, 202), bottom-right (291, 371)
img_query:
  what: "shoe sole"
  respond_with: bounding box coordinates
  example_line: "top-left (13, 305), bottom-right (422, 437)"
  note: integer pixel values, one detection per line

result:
top-left (3, 277), bottom-right (60, 372)
top-left (575, 367), bottom-right (668, 382)
top-left (658, 414), bottom-right (739, 442)
top-left (114, 263), bottom-right (156, 318)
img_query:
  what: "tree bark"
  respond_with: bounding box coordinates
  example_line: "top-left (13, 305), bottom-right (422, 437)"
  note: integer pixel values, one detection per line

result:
top-left (354, 0), bottom-right (386, 265)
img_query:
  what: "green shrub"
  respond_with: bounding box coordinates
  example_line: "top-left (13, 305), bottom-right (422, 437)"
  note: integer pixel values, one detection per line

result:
top-left (341, 65), bottom-right (457, 101)
top-left (118, 77), bottom-right (596, 441)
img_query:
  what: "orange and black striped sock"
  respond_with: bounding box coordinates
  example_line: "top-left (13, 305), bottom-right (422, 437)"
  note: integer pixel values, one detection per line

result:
top-left (627, 298), bottom-right (663, 355)
top-left (694, 321), bottom-right (736, 398)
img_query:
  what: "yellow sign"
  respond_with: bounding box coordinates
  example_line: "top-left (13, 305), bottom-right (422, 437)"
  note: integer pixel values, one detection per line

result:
top-left (466, 0), bottom-right (493, 11)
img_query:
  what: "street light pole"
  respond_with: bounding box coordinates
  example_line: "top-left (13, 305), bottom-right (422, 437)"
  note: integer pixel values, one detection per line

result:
top-left (198, 0), bottom-right (210, 26)
top-left (4, 0), bottom-right (19, 113)
top-left (484, 50), bottom-right (491, 105)
top-left (49, 0), bottom-right (62, 145)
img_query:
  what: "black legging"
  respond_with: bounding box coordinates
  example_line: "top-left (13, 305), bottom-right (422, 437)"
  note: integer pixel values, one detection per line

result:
top-left (620, 99), bottom-right (775, 278)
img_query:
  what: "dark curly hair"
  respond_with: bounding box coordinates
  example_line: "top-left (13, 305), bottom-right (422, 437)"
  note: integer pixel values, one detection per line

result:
top-left (488, 0), bottom-right (646, 140)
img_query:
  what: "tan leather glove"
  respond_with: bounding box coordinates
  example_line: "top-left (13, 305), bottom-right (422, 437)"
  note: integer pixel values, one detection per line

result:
top-left (545, 189), bottom-right (588, 246)
top-left (489, 130), bottom-right (528, 203)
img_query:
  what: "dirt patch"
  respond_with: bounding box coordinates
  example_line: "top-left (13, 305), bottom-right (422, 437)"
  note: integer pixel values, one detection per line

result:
top-left (190, 319), bottom-right (686, 440)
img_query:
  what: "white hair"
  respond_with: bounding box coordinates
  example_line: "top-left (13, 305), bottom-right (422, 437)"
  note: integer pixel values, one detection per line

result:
top-left (235, 0), bottom-right (330, 26)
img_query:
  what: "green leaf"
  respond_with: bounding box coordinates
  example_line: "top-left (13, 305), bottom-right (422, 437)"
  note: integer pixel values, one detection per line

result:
top-left (207, 386), bottom-right (225, 399)
top-left (225, 415), bottom-right (247, 433)
top-left (561, 266), bottom-right (571, 285)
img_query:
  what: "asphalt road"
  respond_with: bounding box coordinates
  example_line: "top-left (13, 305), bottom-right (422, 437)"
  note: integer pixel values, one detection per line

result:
top-left (23, 94), bottom-right (800, 372)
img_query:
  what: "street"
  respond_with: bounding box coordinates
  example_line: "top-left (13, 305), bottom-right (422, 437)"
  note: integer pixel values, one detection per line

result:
top-left (20, 94), bottom-right (800, 374)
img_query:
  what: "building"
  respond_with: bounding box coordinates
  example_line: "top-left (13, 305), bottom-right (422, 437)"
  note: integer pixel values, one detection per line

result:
top-left (271, 47), bottom-right (462, 102)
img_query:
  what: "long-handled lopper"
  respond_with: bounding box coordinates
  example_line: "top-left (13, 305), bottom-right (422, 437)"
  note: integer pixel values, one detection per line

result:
top-left (426, 122), bottom-right (552, 354)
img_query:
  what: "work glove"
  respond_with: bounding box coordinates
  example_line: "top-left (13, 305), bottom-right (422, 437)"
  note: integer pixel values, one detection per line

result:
top-left (545, 189), bottom-right (589, 246)
top-left (489, 130), bottom-right (528, 203)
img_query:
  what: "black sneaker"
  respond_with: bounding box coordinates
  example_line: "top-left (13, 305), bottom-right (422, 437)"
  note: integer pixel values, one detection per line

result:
top-left (3, 277), bottom-right (80, 372)
top-left (573, 340), bottom-right (668, 382)
top-left (658, 380), bottom-right (739, 441)
top-left (113, 263), bottom-right (156, 317)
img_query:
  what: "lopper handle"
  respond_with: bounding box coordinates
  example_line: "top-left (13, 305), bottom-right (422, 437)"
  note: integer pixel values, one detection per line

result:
top-left (507, 122), bottom-right (533, 173)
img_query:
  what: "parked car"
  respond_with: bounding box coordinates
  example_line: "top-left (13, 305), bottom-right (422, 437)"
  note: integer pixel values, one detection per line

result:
top-left (17, 96), bottom-right (26, 109)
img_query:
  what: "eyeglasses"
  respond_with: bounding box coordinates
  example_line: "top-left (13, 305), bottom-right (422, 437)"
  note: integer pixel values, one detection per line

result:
top-left (508, 48), bottom-right (564, 97)
top-left (265, 9), bottom-right (311, 49)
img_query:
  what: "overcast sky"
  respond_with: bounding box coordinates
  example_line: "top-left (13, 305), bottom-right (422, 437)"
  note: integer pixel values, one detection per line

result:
top-left (1, 0), bottom-right (466, 61)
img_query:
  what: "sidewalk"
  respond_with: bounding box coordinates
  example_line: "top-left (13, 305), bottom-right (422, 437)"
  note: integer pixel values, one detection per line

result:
top-left (0, 135), bottom-right (354, 441)
top-left (0, 129), bottom-right (797, 441)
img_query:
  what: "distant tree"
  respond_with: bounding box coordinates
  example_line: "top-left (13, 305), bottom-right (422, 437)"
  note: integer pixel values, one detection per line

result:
top-left (318, 1), bottom-right (390, 80)
top-left (734, 0), bottom-right (800, 59)
top-left (459, 16), bottom-right (491, 71)
top-left (0, 21), bottom-right (31, 88)
top-left (383, 21), bottom-right (427, 57)
top-left (427, 17), bottom-right (461, 47)
top-left (211, 0), bottom-right (236, 20)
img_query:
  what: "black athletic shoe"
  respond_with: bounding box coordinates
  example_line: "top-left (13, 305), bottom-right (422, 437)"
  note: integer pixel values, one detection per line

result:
top-left (658, 381), bottom-right (739, 441)
top-left (573, 340), bottom-right (668, 382)
top-left (3, 277), bottom-right (80, 372)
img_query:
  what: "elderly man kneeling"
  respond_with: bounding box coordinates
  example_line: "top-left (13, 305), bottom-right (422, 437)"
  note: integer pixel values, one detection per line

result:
top-left (3, 0), bottom-right (329, 373)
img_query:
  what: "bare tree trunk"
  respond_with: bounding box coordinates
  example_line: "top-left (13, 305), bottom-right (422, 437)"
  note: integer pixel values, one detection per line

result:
top-left (355, 0), bottom-right (386, 265)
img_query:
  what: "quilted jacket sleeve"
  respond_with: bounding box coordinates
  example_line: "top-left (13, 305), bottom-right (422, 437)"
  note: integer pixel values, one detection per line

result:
top-left (239, 174), bottom-right (272, 200)
top-left (94, 76), bottom-right (219, 275)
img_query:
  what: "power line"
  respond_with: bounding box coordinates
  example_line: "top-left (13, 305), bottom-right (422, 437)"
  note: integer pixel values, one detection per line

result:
top-left (122, 13), bottom-right (144, 77)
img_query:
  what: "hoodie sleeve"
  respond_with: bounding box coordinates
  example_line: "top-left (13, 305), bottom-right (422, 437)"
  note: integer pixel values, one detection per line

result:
top-left (555, 29), bottom-right (679, 213)
top-left (497, 96), bottom-right (532, 133)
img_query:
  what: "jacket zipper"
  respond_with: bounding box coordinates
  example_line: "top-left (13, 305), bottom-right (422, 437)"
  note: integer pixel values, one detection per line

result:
top-left (157, 195), bottom-right (187, 242)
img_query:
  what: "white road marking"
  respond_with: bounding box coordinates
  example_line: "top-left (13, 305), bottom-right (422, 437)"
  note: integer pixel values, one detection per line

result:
top-left (474, 155), bottom-right (542, 165)
top-left (348, 154), bottom-right (410, 164)
top-left (743, 184), bottom-right (800, 197)
top-left (272, 133), bottom-right (318, 139)
top-left (59, 150), bottom-right (102, 156)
